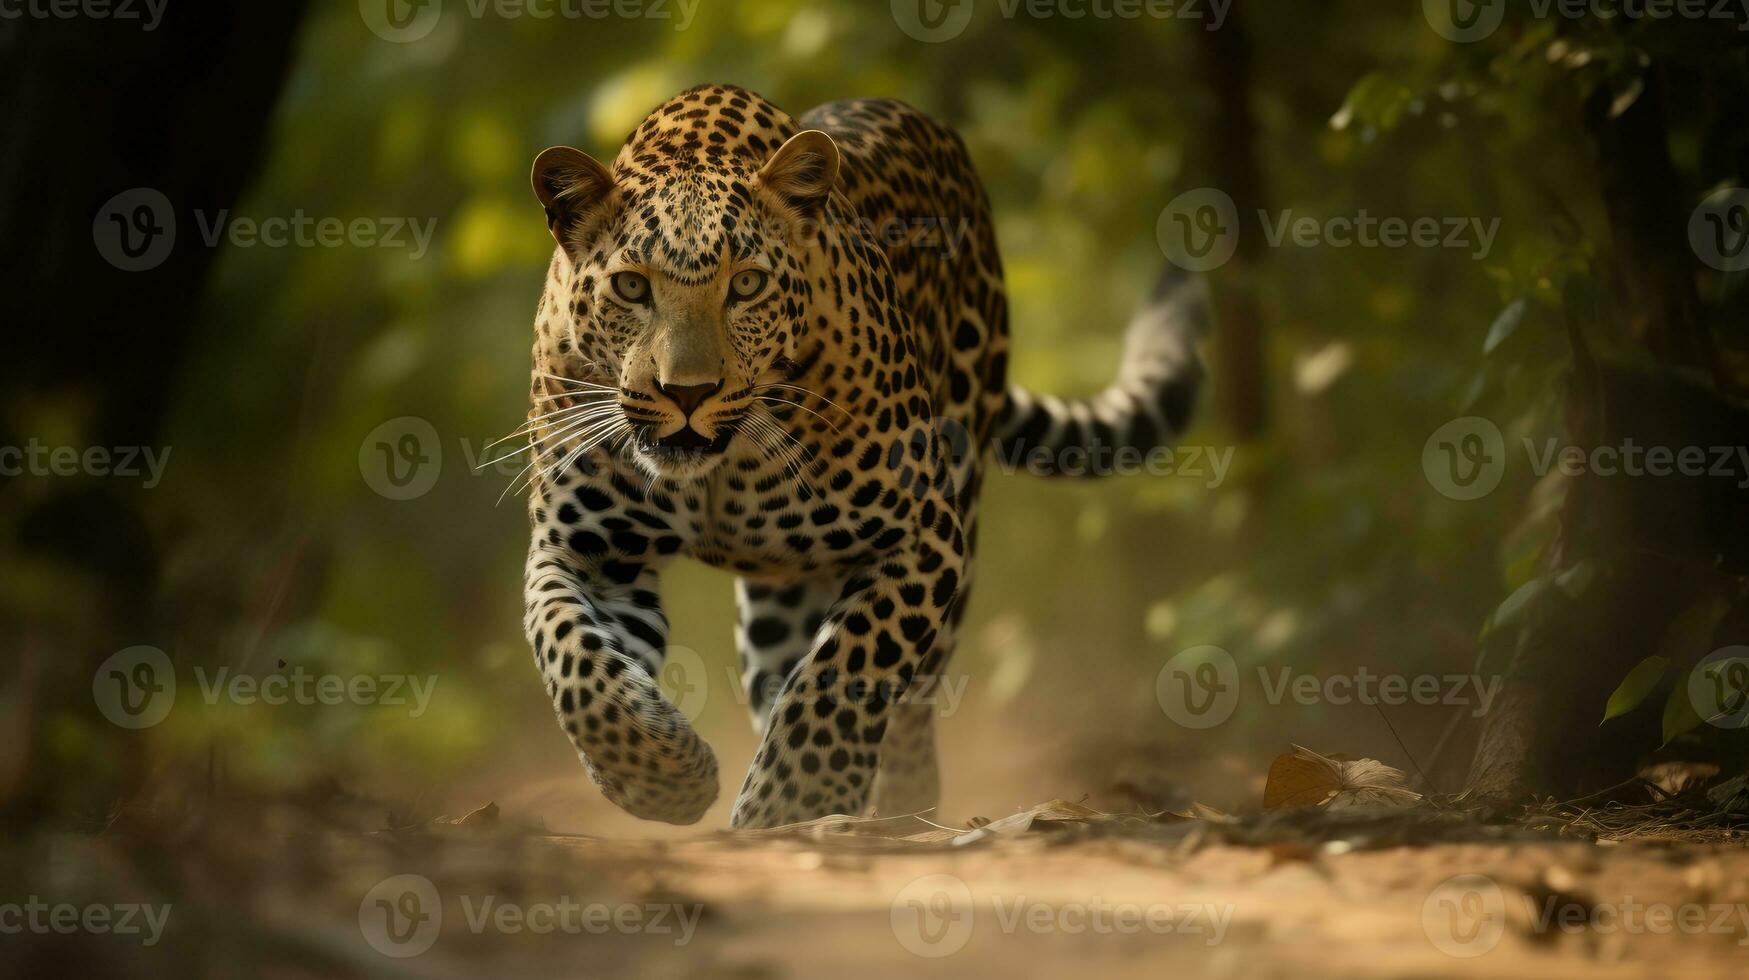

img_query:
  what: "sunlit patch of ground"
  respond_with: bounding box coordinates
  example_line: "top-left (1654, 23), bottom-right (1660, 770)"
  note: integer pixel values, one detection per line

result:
top-left (13, 802), bottom-right (1749, 977)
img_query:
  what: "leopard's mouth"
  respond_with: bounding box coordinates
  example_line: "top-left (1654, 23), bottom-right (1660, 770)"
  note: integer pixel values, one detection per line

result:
top-left (652, 424), bottom-right (736, 454)
top-left (631, 417), bottom-right (740, 477)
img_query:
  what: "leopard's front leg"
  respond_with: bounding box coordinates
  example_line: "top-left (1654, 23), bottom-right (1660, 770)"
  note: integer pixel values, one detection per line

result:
top-left (729, 497), bottom-right (966, 828)
top-left (525, 542), bottom-right (718, 824)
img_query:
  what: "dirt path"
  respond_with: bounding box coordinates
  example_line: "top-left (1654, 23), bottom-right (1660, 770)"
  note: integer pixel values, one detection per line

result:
top-left (258, 809), bottom-right (1749, 978)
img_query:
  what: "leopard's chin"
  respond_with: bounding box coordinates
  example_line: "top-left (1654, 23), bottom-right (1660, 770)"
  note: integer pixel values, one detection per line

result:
top-left (635, 446), bottom-right (730, 480)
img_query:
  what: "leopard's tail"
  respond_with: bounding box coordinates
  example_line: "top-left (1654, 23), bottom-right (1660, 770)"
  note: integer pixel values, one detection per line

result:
top-left (994, 267), bottom-right (1208, 477)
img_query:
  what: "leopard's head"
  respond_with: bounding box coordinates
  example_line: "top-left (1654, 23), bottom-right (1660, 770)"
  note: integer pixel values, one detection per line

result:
top-left (529, 87), bottom-right (840, 481)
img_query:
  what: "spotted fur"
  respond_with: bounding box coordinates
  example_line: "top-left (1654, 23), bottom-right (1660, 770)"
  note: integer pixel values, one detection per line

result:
top-left (519, 85), bottom-right (1204, 828)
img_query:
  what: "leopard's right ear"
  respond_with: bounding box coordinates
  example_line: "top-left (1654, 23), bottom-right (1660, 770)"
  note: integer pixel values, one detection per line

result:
top-left (531, 146), bottom-right (615, 251)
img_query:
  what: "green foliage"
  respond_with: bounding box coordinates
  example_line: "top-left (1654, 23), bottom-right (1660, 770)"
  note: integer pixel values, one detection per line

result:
top-left (1603, 656), bottom-right (1667, 724)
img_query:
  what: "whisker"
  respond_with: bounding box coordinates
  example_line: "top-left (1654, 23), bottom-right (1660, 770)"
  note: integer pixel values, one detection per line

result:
top-left (483, 412), bottom-right (607, 475)
top-left (532, 390), bottom-right (618, 406)
top-left (486, 402), bottom-right (620, 452)
top-left (499, 411), bottom-right (627, 503)
top-left (538, 371), bottom-right (618, 391)
top-left (753, 382), bottom-right (853, 421)
top-left (542, 413), bottom-right (635, 484)
top-left (483, 406), bottom-right (623, 463)
top-left (746, 408), bottom-right (808, 493)
top-left (753, 394), bottom-right (841, 434)
top-left (535, 416), bottom-right (627, 488)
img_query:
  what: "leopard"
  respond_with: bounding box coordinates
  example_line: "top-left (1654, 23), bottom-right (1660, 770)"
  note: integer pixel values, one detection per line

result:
top-left (517, 83), bottom-right (1205, 829)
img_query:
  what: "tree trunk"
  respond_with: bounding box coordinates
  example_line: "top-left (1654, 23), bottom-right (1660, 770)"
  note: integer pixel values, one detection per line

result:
top-left (0, 4), bottom-right (308, 827)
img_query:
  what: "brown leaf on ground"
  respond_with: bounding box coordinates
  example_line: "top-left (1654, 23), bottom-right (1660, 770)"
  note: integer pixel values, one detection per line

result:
top-left (1264, 745), bottom-right (1422, 810)
top-left (445, 801), bottom-right (500, 828)
top-left (1638, 761), bottom-right (1719, 795)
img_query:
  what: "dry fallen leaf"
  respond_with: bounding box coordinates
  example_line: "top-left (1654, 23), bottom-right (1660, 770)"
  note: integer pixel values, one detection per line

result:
top-left (1638, 761), bottom-right (1719, 796)
top-left (1263, 745), bottom-right (1421, 810)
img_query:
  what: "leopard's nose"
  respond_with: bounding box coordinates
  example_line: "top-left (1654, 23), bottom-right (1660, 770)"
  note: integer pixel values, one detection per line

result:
top-left (657, 379), bottom-right (723, 417)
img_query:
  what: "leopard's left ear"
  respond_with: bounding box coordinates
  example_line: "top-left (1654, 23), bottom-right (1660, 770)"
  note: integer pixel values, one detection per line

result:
top-left (531, 146), bottom-right (615, 252)
top-left (756, 130), bottom-right (840, 213)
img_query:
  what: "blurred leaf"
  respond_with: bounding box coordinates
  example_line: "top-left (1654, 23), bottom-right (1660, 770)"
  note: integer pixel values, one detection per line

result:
top-left (1661, 669), bottom-right (1707, 746)
top-left (1482, 297), bottom-right (1529, 354)
top-left (1608, 75), bottom-right (1644, 119)
top-left (1486, 576), bottom-right (1549, 640)
top-left (1331, 72), bottom-right (1415, 133)
top-left (1553, 560), bottom-right (1595, 598)
top-left (1602, 655), bottom-right (1666, 724)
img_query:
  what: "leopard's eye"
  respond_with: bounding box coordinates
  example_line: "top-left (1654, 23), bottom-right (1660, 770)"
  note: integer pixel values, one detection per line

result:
top-left (611, 271), bottom-right (651, 305)
top-left (728, 269), bottom-right (768, 303)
